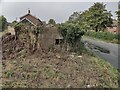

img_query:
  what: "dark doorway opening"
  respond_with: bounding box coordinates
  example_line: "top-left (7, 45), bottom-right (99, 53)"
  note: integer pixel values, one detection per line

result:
top-left (55, 39), bottom-right (63, 45)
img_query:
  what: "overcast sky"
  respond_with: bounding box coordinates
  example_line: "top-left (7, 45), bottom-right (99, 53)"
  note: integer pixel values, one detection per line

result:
top-left (1, 2), bottom-right (118, 23)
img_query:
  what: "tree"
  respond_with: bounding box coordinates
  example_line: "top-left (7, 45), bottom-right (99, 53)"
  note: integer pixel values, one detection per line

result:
top-left (116, 10), bottom-right (120, 24)
top-left (48, 19), bottom-right (56, 25)
top-left (0, 15), bottom-right (7, 32)
top-left (68, 11), bottom-right (81, 21)
top-left (88, 3), bottom-right (113, 32)
top-left (116, 2), bottom-right (120, 24)
top-left (72, 2), bottom-right (113, 32)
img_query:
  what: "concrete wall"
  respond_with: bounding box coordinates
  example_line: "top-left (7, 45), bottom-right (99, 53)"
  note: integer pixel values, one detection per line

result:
top-left (38, 26), bottom-right (62, 51)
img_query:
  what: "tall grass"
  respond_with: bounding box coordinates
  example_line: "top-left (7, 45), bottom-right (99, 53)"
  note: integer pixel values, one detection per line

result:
top-left (85, 31), bottom-right (120, 43)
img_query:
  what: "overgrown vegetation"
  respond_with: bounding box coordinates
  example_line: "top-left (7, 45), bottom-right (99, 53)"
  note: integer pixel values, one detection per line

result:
top-left (11, 20), bottom-right (18, 27)
top-left (68, 2), bottom-right (113, 32)
top-left (2, 2), bottom-right (119, 88)
top-left (0, 15), bottom-right (7, 32)
top-left (67, 2), bottom-right (119, 44)
top-left (2, 52), bottom-right (119, 88)
top-left (85, 31), bottom-right (120, 43)
top-left (14, 22), bottom-right (44, 53)
top-left (59, 23), bottom-right (84, 52)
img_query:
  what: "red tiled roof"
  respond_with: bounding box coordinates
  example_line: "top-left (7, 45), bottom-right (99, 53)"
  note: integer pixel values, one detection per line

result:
top-left (20, 13), bottom-right (43, 26)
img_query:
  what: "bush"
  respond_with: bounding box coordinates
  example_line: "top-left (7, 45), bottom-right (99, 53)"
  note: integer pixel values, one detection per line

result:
top-left (59, 23), bottom-right (85, 52)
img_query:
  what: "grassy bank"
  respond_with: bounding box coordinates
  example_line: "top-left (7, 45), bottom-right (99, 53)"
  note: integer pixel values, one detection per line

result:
top-left (85, 31), bottom-right (120, 44)
top-left (2, 30), bottom-right (119, 88)
top-left (84, 44), bottom-right (120, 88)
top-left (2, 50), bottom-right (119, 88)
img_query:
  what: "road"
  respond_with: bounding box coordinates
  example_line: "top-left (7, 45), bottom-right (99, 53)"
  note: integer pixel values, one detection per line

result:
top-left (82, 37), bottom-right (119, 69)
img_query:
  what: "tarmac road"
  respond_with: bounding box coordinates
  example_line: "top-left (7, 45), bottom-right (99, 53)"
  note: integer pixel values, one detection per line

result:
top-left (82, 37), bottom-right (119, 69)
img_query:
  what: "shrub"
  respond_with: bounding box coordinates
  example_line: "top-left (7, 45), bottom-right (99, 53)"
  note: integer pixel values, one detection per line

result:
top-left (59, 23), bottom-right (85, 52)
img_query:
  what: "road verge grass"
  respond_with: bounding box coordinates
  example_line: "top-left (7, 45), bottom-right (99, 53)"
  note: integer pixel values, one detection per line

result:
top-left (85, 31), bottom-right (120, 44)
top-left (84, 45), bottom-right (119, 88)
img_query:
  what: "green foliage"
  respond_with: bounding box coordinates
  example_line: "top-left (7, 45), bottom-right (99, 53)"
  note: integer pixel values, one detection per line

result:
top-left (85, 31), bottom-right (120, 43)
top-left (68, 11), bottom-right (81, 21)
top-left (14, 22), bottom-right (24, 31)
top-left (116, 10), bottom-right (120, 24)
top-left (70, 2), bottom-right (113, 32)
top-left (33, 27), bottom-right (43, 34)
top-left (11, 20), bottom-right (18, 27)
top-left (0, 15), bottom-right (7, 32)
top-left (4, 70), bottom-right (14, 78)
top-left (116, 2), bottom-right (120, 23)
top-left (48, 19), bottom-right (56, 25)
top-left (66, 26), bottom-right (84, 47)
top-left (59, 23), bottom-right (84, 50)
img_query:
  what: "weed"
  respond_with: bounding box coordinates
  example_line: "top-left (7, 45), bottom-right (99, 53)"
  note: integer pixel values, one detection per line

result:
top-left (4, 70), bottom-right (14, 78)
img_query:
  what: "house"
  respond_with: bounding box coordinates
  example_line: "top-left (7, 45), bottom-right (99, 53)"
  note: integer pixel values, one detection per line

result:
top-left (20, 10), bottom-right (43, 26)
top-left (106, 20), bottom-right (119, 34)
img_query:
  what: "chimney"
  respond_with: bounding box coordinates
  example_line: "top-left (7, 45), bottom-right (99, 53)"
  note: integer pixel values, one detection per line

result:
top-left (28, 9), bottom-right (30, 14)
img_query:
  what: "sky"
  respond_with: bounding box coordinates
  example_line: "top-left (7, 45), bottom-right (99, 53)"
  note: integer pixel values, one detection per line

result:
top-left (0, 2), bottom-right (118, 23)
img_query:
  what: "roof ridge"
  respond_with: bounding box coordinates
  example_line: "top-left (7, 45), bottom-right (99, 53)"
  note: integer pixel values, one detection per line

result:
top-left (20, 13), bottom-right (40, 20)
